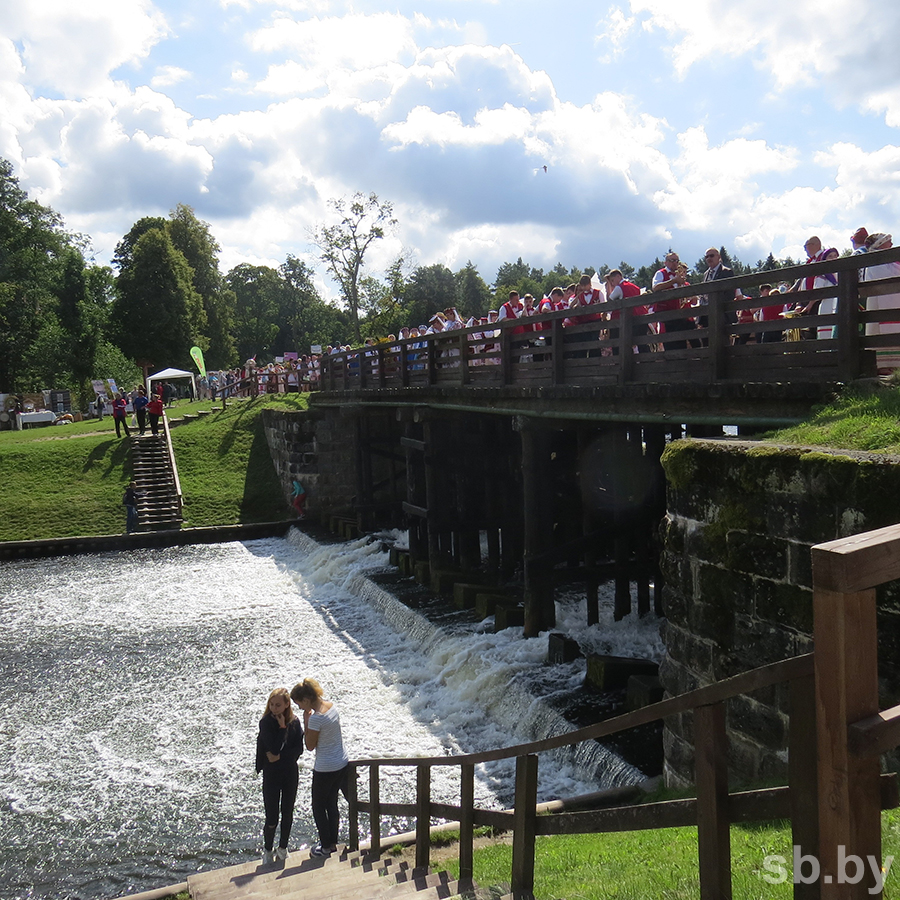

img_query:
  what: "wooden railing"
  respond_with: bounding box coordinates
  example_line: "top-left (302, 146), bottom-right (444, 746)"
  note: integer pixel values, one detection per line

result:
top-left (345, 520), bottom-right (900, 898)
top-left (160, 408), bottom-right (182, 518)
top-left (321, 247), bottom-right (900, 393)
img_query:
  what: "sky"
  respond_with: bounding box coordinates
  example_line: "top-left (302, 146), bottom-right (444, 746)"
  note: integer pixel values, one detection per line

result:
top-left (3, 0), bottom-right (900, 298)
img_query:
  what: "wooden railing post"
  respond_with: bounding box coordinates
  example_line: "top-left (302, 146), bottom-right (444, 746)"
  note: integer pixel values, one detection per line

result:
top-left (511, 754), bottom-right (538, 900)
top-left (346, 763), bottom-right (359, 851)
top-left (459, 762), bottom-right (475, 881)
top-left (500, 326), bottom-right (512, 385)
top-left (415, 763), bottom-right (431, 870)
top-left (551, 317), bottom-right (564, 385)
top-left (426, 338), bottom-right (437, 385)
top-left (369, 763), bottom-right (381, 857)
top-left (813, 585), bottom-right (881, 897)
top-left (790, 673), bottom-right (820, 900)
top-left (836, 266), bottom-right (862, 381)
top-left (694, 701), bottom-right (732, 900)
top-left (459, 331), bottom-right (470, 386)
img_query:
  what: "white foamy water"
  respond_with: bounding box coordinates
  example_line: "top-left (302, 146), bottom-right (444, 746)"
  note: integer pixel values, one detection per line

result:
top-left (0, 531), bottom-right (660, 900)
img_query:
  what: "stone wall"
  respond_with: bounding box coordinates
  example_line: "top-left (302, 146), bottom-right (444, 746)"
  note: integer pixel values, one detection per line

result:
top-left (660, 439), bottom-right (900, 788)
top-left (261, 408), bottom-right (357, 519)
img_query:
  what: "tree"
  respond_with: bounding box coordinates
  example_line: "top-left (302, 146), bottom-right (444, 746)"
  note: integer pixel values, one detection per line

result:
top-left (278, 255), bottom-right (343, 353)
top-left (167, 204), bottom-right (236, 368)
top-left (404, 263), bottom-right (458, 326)
top-left (0, 157), bottom-right (74, 391)
top-left (226, 263), bottom-right (283, 362)
top-left (111, 227), bottom-right (206, 370)
top-left (312, 192), bottom-right (396, 344)
top-left (455, 262), bottom-right (492, 319)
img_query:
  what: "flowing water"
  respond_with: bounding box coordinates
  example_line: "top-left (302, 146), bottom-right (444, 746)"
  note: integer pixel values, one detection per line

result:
top-left (0, 530), bottom-right (663, 900)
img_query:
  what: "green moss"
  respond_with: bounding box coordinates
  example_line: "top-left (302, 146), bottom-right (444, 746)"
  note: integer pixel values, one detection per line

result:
top-left (660, 441), bottom-right (698, 491)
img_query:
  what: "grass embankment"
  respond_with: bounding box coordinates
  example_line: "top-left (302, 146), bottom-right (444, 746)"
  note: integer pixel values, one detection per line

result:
top-left (434, 808), bottom-right (900, 899)
top-left (0, 395), bottom-right (307, 541)
top-left (765, 382), bottom-right (900, 453)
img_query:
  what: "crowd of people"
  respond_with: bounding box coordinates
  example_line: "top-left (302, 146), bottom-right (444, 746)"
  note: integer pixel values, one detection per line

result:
top-left (256, 677), bottom-right (349, 864)
top-left (318, 226), bottom-right (899, 371)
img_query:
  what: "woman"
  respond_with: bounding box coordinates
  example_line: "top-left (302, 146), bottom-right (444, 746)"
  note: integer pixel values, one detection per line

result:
top-left (112, 393), bottom-right (131, 438)
top-left (146, 390), bottom-right (164, 436)
top-left (257, 687), bottom-right (304, 864)
top-left (290, 678), bottom-right (349, 858)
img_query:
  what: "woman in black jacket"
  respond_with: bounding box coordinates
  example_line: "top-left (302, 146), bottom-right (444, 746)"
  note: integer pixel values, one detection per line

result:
top-left (257, 687), bottom-right (303, 863)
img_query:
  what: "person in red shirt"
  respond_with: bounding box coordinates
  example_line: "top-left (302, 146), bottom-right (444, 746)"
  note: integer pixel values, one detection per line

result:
top-left (605, 269), bottom-right (650, 354)
top-left (112, 392), bottom-right (131, 438)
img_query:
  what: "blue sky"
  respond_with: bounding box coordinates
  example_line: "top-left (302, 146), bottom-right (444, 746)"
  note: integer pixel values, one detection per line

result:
top-left (2, 0), bottom-right (900, 297)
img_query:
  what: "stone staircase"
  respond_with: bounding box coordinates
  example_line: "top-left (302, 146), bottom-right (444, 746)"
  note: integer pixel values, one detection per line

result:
top-left (187, 847), bottom-right (495, 900)
top-left (131, 434), bottom-right (182, 530)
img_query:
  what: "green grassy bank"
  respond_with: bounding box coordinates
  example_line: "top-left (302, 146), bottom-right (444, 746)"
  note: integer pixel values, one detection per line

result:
top-left (0, 395), bottom-right (306, 542)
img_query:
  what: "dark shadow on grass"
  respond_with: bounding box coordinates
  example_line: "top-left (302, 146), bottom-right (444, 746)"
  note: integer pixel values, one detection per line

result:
top-left (216, 398), bottom-right (259, 457)
top-left (82, 438), bottom-right (130, 477)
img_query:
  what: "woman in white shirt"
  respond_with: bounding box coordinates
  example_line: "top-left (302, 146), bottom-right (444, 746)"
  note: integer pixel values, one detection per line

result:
top-left (290, 678), bottom-right (349, 857)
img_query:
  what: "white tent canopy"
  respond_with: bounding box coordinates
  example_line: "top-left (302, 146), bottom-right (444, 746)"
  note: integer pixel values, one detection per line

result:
top-left (147, 367), bottom-right (196, 397)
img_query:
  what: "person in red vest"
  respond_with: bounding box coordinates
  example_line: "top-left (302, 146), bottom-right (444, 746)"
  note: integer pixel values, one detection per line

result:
top-left (605, 269), bottom-right (651, 354)
top-left (651, 252), bottom-right (695, 350)
top-left (564, 275), bottom-right (605, 357)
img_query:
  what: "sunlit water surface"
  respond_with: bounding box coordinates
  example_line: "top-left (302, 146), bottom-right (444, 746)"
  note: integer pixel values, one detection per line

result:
top-left (0, 531), bottom-right (662, 899)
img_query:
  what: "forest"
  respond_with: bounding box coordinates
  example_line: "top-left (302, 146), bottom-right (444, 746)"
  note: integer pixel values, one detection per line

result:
top-left (0, 157), bottom-right (799, 407)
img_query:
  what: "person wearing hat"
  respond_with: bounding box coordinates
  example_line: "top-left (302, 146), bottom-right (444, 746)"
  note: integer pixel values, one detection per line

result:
top-left (851, 227), bottom-right (869, 255)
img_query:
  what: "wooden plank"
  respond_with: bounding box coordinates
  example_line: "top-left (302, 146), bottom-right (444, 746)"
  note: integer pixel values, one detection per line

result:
top-left (695, 702), bottom-right (732, 900)
top-left (415, 764), bottom-right (431, 870)
top-left (812, 523), bottom-right (900, 593)
top-left (401, 501), bottom-right (429, 519)
top-left (849, 703), bottom-right (900, 758)
top-left (347, 763), bottom-right (359, 851)
top-left (813, 586), bottom-right (882, 898)
top-left (459, 764), bottom-right (475, 881)
top-left (369, 763), bottom-right (381, 857)
top-left (400, 436), bottom-right (426, 452)
top-left (511, 755), bottom-right (538, 900)
top-left (790, 674), bottom-right (820, 900)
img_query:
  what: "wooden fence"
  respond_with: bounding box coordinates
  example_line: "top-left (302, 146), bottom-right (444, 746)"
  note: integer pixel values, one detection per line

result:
top-left (322, 247), bottom-right (900, 392)
top-left (345, 521), bottom-right (900, 899)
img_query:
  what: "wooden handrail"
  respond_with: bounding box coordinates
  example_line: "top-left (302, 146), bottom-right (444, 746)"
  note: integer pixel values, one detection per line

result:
top-left (160, 410), bottom-right (182, 517)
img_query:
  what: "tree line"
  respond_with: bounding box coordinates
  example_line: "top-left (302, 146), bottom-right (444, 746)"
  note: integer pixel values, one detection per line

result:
top-left (0, 156), bottom-right (804, 406)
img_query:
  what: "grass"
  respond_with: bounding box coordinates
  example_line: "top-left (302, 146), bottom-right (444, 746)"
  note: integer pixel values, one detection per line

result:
top-left (438, 808), bottom-right (900, 899)
top-left (765, 382), bottom-right (900, 453)
top-left (0, 394), bottom-right (308, 541)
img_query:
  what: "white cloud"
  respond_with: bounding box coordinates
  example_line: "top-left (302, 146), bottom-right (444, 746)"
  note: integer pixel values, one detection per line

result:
top-left (2, 0), bottom-right (167, 96)
top-left (595, 5), bottom-right (636, 63)
top-left (629, 0), bottom-right (900, 124)
top-left (151, 66), bottom-right (191, 88)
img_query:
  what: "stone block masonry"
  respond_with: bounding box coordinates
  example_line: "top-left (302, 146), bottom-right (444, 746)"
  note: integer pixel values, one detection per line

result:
top-left (660, 439), bottom-right (900, 788)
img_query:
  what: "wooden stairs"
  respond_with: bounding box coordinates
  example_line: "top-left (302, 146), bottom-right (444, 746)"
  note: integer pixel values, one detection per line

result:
top-left (131, 434), bottom-right (182, 531)
top-left (187, 847), bottom-right (499, 900)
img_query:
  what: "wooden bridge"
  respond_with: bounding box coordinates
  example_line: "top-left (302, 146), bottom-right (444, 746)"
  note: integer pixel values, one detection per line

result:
top-left (316, 248), bottom-right (900, 420)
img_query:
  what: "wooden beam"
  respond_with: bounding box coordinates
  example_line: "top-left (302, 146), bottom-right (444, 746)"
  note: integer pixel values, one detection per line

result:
top-left (811, 523), bottom-right (900, 593)
top-left (511, 755), bottom-right (538, 900)
top-left (849, 703), bottom-right (900, 758)
top-left (814, 586), bottom-right (882, 898)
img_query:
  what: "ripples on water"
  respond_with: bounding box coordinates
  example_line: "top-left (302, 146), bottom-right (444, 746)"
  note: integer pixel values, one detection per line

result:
top-left (0, 532), bottom-right (660, 900)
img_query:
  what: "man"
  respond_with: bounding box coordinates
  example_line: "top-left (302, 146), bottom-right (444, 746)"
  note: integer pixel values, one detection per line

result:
top-left (699, 247), bottom-right (738, 346)
top-left (498, 290), bottom-right (523, 322)
top-left (851, 227), bottom-right (869, 256)
top-left (792, 236), bottom-right (837, 340)
top-left (651, 252), bottom-right (694, 350)
top-left (605, 269), bottom-right (650, 354)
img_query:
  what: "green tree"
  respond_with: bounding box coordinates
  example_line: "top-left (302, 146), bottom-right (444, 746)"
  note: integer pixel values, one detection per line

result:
top-left (0, 158), bottom-right (75, 391)
top-left (404, 263), bottom-right (458, 326)
top-left (226, 263), bottom-right (283, 362)
top-left (455, 262), bottom-right (491, 318)
top-left (312, 192), bottom-right (397, 344)
top-left (111, 227), bottom-right (206, 370)
top-left (167, 204), bottom-right (236, 368)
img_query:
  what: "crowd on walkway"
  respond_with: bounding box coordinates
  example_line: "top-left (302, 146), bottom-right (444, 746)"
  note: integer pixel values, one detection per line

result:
top-left (320, 225), bottom-right (899, 373)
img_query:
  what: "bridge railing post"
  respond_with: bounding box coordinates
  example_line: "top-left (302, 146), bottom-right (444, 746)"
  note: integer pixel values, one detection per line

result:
top-left (837, 265), bottom-right (862, 380)
top-left (346, 763), bottom-right (359, 851)
top-left (415, 763), bottom-right (431, 870)
top-left (511, 754), bottom-right (538, 900)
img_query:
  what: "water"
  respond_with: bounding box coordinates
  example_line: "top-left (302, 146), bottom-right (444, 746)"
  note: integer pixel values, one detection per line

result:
top-left (0, 531), bottom-right (662, 900)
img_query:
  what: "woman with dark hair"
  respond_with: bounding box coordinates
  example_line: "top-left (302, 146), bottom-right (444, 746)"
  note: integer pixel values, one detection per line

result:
top-left (290, 677), bottom-right (349, 857)
top-left (257, 687), bottom-right (304, 864)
